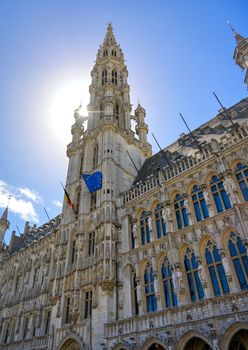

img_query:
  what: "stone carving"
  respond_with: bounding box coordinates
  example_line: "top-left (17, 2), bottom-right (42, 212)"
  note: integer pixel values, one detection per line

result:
top-left (154, 276), bottom-right (160, 296)
top-left (136, 280), bottom-right (142, 302)
top-left (198, 263), bottom-right (206, 283)
top-left (172, 266), bottom-right (183, 291)
top-left (222, 256), bottom-right (230, 275)
top-left (223, 175), bottom-right (239, 204)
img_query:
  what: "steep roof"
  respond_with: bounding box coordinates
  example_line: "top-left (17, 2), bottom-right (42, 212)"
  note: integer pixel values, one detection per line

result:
top-left (133, 97), bottom-right (248, 185)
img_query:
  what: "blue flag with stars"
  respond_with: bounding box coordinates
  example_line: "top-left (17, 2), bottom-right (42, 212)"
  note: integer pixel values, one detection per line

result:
top-left (82, 171), bottom-right (103, 193)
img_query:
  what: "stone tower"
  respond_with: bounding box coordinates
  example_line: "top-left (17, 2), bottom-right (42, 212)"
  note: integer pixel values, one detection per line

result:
top-left (230, 24), bottom-right (248, 87)
top-left (60, 23), bottom-right (151, 349)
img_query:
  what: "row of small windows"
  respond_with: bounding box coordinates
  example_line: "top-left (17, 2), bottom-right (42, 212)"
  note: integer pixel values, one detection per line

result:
top-left (132, 164), bottom-right (248, 246)
top-left (3, 310), bottom-right (51, 344)
top-left (101, 69), bottom-right (118, 85)
top-left (103, 49), bottom-right (117, 57)
top-left (140, 232), bottom-right (248, 313)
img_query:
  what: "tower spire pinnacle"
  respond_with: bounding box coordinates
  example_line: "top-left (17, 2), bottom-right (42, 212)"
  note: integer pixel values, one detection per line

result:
top-left (227, 21), bottom-right (244, 44)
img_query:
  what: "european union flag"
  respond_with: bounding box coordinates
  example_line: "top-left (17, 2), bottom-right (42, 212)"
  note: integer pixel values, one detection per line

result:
top-left (82, 171), bottom-right (103, 193)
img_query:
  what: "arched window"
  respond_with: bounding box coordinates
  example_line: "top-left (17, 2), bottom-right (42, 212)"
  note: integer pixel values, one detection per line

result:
top-left (144, 264), bottom-right (157, 312)
top-left (131, 270), bottom-right (139, 315)
top-left (228, 232), bottom-right (248, 290)
top-left (90, 194), bottom-right (96, 211)
top-left (100, 103), bottom-right (104, 119)
top-left (235, 163), bottom-right (248, 201)
top-left (102, 70), bottom-right (107, 85)
top-left (112, 70), bottom-right (117, 85)
top-left (111, 49), bottom-right (117, 57)
top-left (140, 211), bottom-right (150, 244)
top-left (114, 103), bottom-right (119, 123)
top-left (103, 49), bottom-right (108, 57)
top-left (184, 248), bottom-right (204, 302)
top-left (191, 185), bottom-right (209, 221)
top-left (205, 240), bottom-right (230, 296)
top-left (93, 144), bottom-right (98, 168)
top-left (155, 204), bottom-right (166, 238)
top-left (75, 187), bottom-right (81, 215)
top-left (210, 175), bottom-right (231, 213)
top-left (161, 257), bottom-right (177, 307)
top-left (174, 194), bottom-right (189, 229)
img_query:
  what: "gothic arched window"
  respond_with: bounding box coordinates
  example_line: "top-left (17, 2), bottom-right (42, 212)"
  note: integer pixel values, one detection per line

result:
top-left (174, 194), bottom-right (189, 229)
top-left (184, 248), bottom-right (204, 302)
top-left (155, 204), bottom-right (166, 238)
top-left (140, 211), bottom-right (150, 245)
top-left (235, 163), bottom-right (248, 202)
top-left (102, 70), bottom-right (107, 85)
top-left (112, 70), bottom-right (117, 85)
top-left (228, 232), bottom-right (248, 290)
top-left (191, 185), bottom-right (209, 221)
top-left (205, 240), bottom-right (230, 296)
top-left (114, 103), bottom-right (119, 122)
top-left (93, 144), bottom-right (98, 168)
top-left (131, 270), bottom-right (139, 315)
top-left (144, 264), bottom-right (157, 312)
top-left (75, 186), bottom-right (81, 215)
top-left (111, 49), bottom-right (117, 57)
top-left (161, 257), bottom-right (177, 307)
top-left (210, 175), bottom-right (231, 213)
top-left (103, 49), bottom-right (108, 57)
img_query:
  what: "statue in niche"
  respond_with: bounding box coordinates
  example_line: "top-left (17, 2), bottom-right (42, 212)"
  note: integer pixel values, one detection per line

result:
top-left (222, 256), bottom-right (230, 275)
top-left (198, 263), bottom-right (206, 283)
top-left (154, 276), bottom-right (160, 296)
top-left (106, 243), bottom-right (110, 259)
top-left (171, 266), bottom-right (183, 291)
top-left (223, 175), bottom-right (238, 204)
top-left (105, 259), bottom-right (110, 278)
top-left (136, 280), bottom-right (142, 302)
top-left (148, 216), bottom-right (152, 230)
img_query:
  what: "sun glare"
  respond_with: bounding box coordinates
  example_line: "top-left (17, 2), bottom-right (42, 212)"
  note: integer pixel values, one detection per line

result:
top-left (49, 80), bottom-right (89, 143)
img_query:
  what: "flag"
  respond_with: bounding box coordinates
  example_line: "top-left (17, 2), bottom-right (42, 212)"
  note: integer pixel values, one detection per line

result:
top-left (82, 171), bottom-right (103, 193)
top-left (63, 187), bottom-right (75, 210)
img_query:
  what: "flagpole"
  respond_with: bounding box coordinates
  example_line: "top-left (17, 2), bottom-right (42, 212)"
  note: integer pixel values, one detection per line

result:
top-left (60, 182), bottom-right (77, 215)
top-left (151, 132), bottom-right (173, 171)
top-left (212, 91), bottom-right (235, 126)
top-left (179, 113), bottom-right (203, 152)
top-left (43, 207), bottom-right (51, 221)
top-left (126, 151), bottom-right (146, 184)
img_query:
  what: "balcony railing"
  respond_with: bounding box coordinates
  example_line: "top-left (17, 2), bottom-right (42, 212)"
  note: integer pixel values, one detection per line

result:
top-left (105, 290), bottom-right (248, 339)
top-left (122, 124), bottom-right (248, 205)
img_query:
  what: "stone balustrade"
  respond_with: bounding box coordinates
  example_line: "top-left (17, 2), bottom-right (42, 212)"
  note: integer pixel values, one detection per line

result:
top-left (122, 124), bottom-right (248, 205)
top-left (105, 290), bottom-right (248, 339)
top-left (1, 335), bottom-right (48, 349)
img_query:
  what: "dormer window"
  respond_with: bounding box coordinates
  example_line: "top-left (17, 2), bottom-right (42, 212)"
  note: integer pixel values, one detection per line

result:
top-left (102, 70), bottom-right (107, 85)
top-left (111, 49), bottom-right (117, 57)
top-left (112, 70), bottom-right (117, 85)
top-left (103, 49), bottom-right (108, 57)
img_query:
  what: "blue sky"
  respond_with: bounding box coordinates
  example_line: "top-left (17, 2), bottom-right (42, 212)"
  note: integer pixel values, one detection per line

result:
top-left (0, 0), bottom-right (247, 244)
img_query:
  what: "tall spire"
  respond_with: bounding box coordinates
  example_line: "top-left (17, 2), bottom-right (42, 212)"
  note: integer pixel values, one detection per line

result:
top-left (228, 21), bottom-right (244, 44)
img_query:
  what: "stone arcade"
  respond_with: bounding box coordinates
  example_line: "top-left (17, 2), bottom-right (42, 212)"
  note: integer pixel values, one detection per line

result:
top-left (1, 24), bottom-right (248, 350)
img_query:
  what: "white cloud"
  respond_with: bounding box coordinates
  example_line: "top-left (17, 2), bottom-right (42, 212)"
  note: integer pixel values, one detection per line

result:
top-left (18, 187), bottom-right (42, 203)
top-left (0, 180), bottom-right (39, 223)
top-left (53, 200), bottom-right (62, 208)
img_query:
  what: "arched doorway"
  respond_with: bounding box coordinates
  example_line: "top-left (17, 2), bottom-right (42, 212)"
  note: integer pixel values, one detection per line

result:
top-left (228, 329), bottom-right (248, 350)
top-left (148, 344), bottom-right (166, 350)
top-left (184, 337), bottom-right (212, 350)
top-left (60, 339), bottom-right (81, 350)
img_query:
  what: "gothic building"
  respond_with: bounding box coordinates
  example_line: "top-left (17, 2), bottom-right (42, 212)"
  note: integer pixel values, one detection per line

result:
top-left (0, 24), bottom-right (248, 350)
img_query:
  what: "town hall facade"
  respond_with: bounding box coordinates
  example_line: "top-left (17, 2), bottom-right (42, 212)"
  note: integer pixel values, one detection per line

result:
top-left (0, 24), bottom-right (248, 350)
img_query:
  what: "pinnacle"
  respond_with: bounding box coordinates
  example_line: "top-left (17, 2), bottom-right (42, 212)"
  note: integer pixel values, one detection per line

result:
top-left (1, 207), bottom-right (8, 222)
top-left (227, 21), bottom-right (244, 44)
top-left (103, 22), bottom-right (118, 47)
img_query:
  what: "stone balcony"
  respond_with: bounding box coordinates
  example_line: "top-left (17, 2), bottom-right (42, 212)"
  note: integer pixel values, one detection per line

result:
top-left (122, 123), bottom-right (248, 205)
top-left (1, 335), bottom-right (48, 350)
top-left (105, 290), bottom-right (248, 341)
